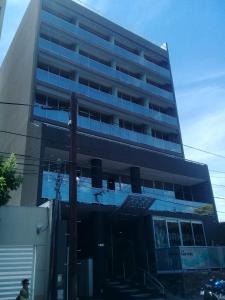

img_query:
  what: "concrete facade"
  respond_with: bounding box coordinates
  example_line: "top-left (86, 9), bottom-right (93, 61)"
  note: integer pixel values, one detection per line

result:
top-left (0, 0), bottom-right (41, 205)
top-left (0, 0), bottom-right (6, 38)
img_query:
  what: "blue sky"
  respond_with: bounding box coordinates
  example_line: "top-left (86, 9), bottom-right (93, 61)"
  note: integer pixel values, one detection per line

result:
top-left (1, 0), bottom-right (225, 220)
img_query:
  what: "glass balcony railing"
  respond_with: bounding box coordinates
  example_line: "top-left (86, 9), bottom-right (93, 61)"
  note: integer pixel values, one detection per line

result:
top-left (36, 67), bottom-right (178, 126)
top-left (42, 173), bottom-right (128, 206)
top-left (155, 246), bottom-right (225, 272)
top-left (38, 37), bottom-right (174, 102)
top-left (33, 104), bottom-right (69, 124)
top-left (41, 172), bottom-right (213, 215)
top-left (41, 10), bottom-right (171, 81)
top-left (77, 116), bottom-right (182, 153)
top-left (35, 70), bottom-right (181, 153)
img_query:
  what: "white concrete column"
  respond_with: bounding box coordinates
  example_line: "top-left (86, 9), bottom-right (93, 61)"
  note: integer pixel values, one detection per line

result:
top-left (71, 71), bottom-right (79, 82)
top-left (139, 49), bottom-right (144, 58)
top-left (143, 98), bottom-right (149, 109)
top-left (111, 60), bottom-right (117, 69)
top-left (145, 124), bottom-right (152, 135)
top-left (113, 115), bottom-right (120, 127)
top-left (109, 35), bottom-right (115, 44)
top-left (74, 44), bottom-right (79, 52)
top-left (112, 87), bottom-right (118, 97)
top-left (74, 19), bottom-right (79, 26)
top-left (140, 72), bottom-right (147, 82)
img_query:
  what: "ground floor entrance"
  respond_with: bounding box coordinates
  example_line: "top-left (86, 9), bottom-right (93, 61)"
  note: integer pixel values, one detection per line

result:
top-left (77, 209), bottom-right (152, 297)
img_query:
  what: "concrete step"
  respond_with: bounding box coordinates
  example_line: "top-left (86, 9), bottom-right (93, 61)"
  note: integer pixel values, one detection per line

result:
top-left (131, 293), bottom-right (153, 298)
top-left (121, 289), bottom-right (140, 293)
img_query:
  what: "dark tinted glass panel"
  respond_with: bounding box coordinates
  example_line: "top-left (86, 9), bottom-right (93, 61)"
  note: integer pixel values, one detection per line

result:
top-left (154, 220), bottom-right (168, 248)
top-left (132, 97), bottom-right (141, 105)
top-left (48, 97), bottom-right (58, 108)
top-left (49, 66), bottom-right (59, 75)
top-left (79, 107), bottom-right (89, 117)
top-left (59, 101), bottom-right (69, 110)
top-left (192, 223), bottom-right (206, 246)
top-left (155, 181), bottom-right (163, 190)
top-left (101, 115), bottom-right (111, 124)
top-left (174, 185), bottom-right (184, 200)
top-left (124, 121), bottom-right (132, 130)
top-left (38, 62), bottom-right (48, 71)
top-left (100, 85), bottom-right (111, 94)
top-left (164, 183), bottom-right (173, 191)
top-left (79, 23), bottom-right (109, 41)
top-left (36, 94), bottom-right (47, 105)
top-left (146, 180), bottom-right (154, 188)
top-left (60, 70), bottom-right (70, 79)
top-left (133, 124), bottom-right (143, 133)
top-left (90, 111), bottom-right (100, 121)
top-left (89, 81), bottom-right (99, 90)
top-left (181, 222), bottom-right (194, 246)
top-left (183, 186), bottom-right (192, 201)
top-left (40, 32), bottom-right (49, 40)
top-left (115, 40), bottom-right (138, 55)
top-left (79, 50), bottom-right (89, 57)
top-left (79, 77), bottom-right (89, 86)
top-left (167, 221), bottom-right (181, 246)
top-left (107, 177), bottom-right (115, 190)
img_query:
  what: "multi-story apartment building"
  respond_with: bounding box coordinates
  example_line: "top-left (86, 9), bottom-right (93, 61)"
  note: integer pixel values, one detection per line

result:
top-left (0, 0), bottom-right (6, 38)
top-left (0, 0), bottom-right (223, 298)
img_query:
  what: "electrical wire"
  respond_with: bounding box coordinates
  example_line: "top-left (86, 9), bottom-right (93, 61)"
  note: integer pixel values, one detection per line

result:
top-left (0, 100), bottom-right (225, 163)
top-left (183, 144), bottom-right (225, 160)
top-left (41, 179), bottom-right (225, 215)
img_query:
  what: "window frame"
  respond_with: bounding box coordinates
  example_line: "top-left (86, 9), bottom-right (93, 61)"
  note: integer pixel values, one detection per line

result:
top-left (153, 216), bottom-right (206, 249)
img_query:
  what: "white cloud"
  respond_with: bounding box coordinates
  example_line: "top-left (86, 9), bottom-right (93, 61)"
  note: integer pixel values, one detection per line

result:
top-left (177, 74), bottom-right (225, 221)
top-left (177, 70), bottom-right (225, 89)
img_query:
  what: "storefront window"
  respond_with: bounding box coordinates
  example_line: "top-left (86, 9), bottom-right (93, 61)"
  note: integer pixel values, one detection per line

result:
top-left (181, 222), bottom-right (194, 246)
top-left (153, 217), bottom-right (205, 248)
top-left (167, 221), bottom-right (181, 246)
top-left (154, 219), bottom-right (168, 248)
top-left (192, 223), bottom-right (206, 246)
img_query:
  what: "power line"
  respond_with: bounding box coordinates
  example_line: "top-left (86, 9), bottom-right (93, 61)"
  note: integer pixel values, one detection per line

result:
top-left (210, 169), bottom-right (225, 174)
top-left (2, 145), bottom-right (225, 182)
top-left (0, 101), bottom-right (34, 107)
top-left (0, 129), bottom-right (70, 145)
top-left (42, 179), bottom-right (225, 215)
top-left (1, 103), bottom-right (225, 184)
top-left (214, 196), bottom-right (225, 200)
top-left (212, 184), bottom-right (225, 188)
top-left (183, 144), bottom-right (225, 160)
top-left (210, 175), bottom-right (225, 179)
top-left (0, 150), bottom-right (41, 161)
top-left (1, 101), bottom-right (225, 162)
top-left (0, 100), bottom-right (70, 111)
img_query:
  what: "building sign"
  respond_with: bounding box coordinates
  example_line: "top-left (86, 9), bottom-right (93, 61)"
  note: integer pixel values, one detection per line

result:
top-left (180, 247), bottom-right (209, 269)
top-left (180, 247), bottom-right (225, 270)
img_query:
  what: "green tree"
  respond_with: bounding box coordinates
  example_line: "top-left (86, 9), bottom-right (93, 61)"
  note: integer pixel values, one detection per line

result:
top-left (0, 154), bottom-right (23, 206)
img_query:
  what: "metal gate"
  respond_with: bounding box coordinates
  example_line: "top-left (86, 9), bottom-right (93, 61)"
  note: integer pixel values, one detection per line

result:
top-left (0, 245), bottom-right (36, 300)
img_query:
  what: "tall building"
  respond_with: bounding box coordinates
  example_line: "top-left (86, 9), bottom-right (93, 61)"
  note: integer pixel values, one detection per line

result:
top-left (0, 0), bottom-right (6, 38)
top-left (0, 0), bottom-right (223, 298)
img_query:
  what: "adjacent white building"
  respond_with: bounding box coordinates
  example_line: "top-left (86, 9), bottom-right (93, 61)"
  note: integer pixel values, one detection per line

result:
top-left (0, 0), bottom-right (6, 38)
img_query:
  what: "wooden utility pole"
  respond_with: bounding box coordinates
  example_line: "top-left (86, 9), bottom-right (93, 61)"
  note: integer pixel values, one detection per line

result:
top-left (68, 92), bottom-right (78, 299)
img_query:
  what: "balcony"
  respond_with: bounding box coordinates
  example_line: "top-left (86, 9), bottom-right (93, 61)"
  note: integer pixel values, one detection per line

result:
top-left (41, 172), bottom-right (212, 215)
top-left (36, 67), bottom-right (178, 126)
top-left (38, 37), bottom-right (174, 102)
top-left (40, 10), bottom-right (171, 81)
top-left (35, 70), bottom-right (181, 153)
top-left (155, 246), bottom-right (225, 273)
top-left (77, 116), bottom-right (182, 153)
